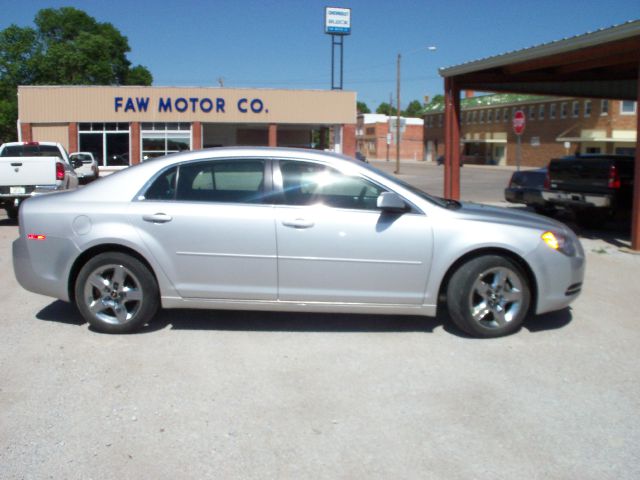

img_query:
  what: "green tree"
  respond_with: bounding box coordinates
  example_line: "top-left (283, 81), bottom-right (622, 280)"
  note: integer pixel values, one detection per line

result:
top-left (375, 102), bottom-right (398, 116)
top-left (0, 7), bottom-right (153, 142)
top-left (403, 99), bottom-right (424, 118)
top-left (356, 101), bottom-right (371, 114)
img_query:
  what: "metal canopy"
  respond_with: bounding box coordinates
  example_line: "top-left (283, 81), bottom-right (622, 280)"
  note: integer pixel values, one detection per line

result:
top-left (438, 20), bottom-right (640, 248)
top-left (440, 21), bottom-right (640, 99)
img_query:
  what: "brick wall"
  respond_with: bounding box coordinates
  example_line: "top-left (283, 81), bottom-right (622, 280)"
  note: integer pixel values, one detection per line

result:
top-left (424, 98), bottom-right (637, 167)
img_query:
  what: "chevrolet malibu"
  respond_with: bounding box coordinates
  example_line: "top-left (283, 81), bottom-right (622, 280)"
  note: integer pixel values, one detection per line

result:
top-left (13, 147), bottom-right (585, 338)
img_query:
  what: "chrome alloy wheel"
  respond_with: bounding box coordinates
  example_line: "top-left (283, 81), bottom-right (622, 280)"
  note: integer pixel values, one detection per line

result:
top-left (83, 263), bottom-right (143, 325)
top-left (469, 266), bottom-right (524, 329)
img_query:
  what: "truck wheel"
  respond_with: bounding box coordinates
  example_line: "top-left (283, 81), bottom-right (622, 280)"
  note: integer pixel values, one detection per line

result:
top-left (74, 252), bottom-right (159, 334)
top-left (446, 255), bottom-right (530, 338)
top-left (575, 209), bottom-right (610, 229)
top-left (6, 205), bottom-right (18, 220)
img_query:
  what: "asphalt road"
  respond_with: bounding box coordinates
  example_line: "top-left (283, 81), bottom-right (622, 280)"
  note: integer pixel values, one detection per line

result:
top-left (368, 159), bottom-right (517, 203)
top-left (1, 171), bottom-right (639, 479)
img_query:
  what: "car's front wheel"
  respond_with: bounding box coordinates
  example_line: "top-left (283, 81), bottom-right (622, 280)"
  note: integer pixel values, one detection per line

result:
top-left (446, 255), bottom-right (531, 338)
top-left (74, 252), bottom-right (159, 333)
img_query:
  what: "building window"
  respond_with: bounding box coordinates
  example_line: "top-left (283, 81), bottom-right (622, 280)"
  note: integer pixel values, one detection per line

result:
top-left (621, 100), bottom-right (637, 115)
top-left (487, 109), bottom-right (493, 123)
top-left (528, 106), bottom-right (536, 120)
top-left (479, 110), bottom-right (484, 123)
top-left (141, 123), bottom-right (191, 161)
top-left (584, 100), bottom-right (592, 117)
top-left (78, 123), bottom-right (130, 167)
top-left (550, 103), bottom-right (556, 119)
top-left (472, 111), bottom-right (477, 123)
top-left (538, 105), bottom-right (545, 120)
top-left (503, 109), bottom-right (509, 122)
top-left (561, 102), bottom-right (568, 118)
top-left (601, 99), bottom-right (609, 116)
top-left (438, 115), bottom-right (443, 127)
top-left (572, 101), bottom-right (580, 118)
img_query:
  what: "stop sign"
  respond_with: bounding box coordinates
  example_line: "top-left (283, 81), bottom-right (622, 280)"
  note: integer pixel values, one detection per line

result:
top-left (513, 110), bottom-right (526, 135)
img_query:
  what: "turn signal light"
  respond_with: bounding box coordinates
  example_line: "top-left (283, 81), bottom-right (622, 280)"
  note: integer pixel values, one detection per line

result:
top-left (541, 231), bottom-right (560, 250)
top-left (27, 234), bottom-right (46, 241)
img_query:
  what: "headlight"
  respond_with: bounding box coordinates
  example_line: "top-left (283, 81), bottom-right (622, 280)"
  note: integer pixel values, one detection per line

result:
top-left (541, 231), bottom-right (576, 256)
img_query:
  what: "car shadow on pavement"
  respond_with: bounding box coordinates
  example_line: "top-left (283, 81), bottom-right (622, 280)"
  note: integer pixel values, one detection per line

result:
top-left (153, 309), bottom-right (440, 334)
top-left (36, 302), bottom-right (573, 337)
top-left (36, 300), bottom-right (86, 326)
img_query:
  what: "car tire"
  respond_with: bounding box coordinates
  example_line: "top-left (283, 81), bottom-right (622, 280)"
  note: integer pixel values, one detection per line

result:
top-left (575, 208), bottom-right (610, 229)
top-left (6, 205), bottom-right (18, 220)
top-left (74, 252), bottom-right (159, 334)
top-left (446, 255), bottom-right (530, 338)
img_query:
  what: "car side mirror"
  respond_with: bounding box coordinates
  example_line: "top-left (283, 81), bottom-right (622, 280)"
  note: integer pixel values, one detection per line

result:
top-left (377, 192), bottom-right (408, 212)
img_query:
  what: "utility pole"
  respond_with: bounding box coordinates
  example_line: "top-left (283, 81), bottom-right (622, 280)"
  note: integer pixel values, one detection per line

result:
top-left (395, 53), bottom-right (401, 174)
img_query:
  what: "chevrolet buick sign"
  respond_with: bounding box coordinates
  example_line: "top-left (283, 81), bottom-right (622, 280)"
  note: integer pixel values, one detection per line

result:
top-left (325, 7), bottom-right (351, 35)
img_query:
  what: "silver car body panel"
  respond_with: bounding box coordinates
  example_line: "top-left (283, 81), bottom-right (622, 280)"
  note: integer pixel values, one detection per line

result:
top-left (13, 147), bottom-right (585, 319)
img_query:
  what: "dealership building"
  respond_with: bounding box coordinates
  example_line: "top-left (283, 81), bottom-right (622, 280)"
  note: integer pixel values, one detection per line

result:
top-left (17, 86), bottom-right (357, 168)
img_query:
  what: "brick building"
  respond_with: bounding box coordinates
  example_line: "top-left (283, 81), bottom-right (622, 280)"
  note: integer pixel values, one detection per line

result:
top-left (423, 94), bottom-right (637, 167)
top-left (356, 114), bottom-right (424, 161)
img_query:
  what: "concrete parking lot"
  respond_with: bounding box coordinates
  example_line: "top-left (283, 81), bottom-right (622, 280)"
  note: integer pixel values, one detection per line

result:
top-left (1, 168), bottom-right (639, 479)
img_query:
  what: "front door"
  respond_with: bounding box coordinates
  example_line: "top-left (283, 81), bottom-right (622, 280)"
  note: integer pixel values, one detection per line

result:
top-left (274, 160), bottom-right (433, 305)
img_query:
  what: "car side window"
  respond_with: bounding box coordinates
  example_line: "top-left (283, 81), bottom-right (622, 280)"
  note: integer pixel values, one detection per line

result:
top-left (144, 166), bottom-right (177, 200)
top-left (176, 160), bottom-right (265, 204)
top-left (279, 160), bottom-right (385, 210)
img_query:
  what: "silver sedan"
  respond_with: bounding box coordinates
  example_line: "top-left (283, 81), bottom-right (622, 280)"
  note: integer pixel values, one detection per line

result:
top-left (12, 147), bottom-right (585, 337)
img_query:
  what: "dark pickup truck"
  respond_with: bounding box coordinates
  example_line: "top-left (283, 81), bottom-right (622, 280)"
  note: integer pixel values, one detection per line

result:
top-left (541, 154), bottom-right (634, 226)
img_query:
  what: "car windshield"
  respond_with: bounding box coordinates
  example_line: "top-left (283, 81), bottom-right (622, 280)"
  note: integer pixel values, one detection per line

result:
top-left (358, 161), bottom-right (450, 208)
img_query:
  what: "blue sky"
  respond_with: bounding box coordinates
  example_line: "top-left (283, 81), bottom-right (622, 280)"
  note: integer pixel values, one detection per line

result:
top-left (2, 0), bottom-right (639, 111)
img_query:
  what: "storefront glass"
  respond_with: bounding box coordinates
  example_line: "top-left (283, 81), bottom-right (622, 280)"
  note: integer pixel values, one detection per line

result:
top-left (141, 123), bottom-right (191, 161)
top-left (78, 123), bottom-right (130, 167)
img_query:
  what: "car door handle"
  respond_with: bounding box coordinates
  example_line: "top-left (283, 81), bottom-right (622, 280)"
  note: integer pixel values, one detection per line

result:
top-left (143, 213), bottom-right (173, 224)
top-left (282, 218), bottom-right (315, 229)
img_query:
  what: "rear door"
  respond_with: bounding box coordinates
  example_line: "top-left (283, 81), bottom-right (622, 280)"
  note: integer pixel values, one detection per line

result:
top-left (130, 158), bottom-right (278, 300)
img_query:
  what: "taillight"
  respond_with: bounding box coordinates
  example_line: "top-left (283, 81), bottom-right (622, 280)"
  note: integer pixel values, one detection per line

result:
top-left (27, 234), bottom-right (46, 241)
top-left (56, 162), bottom-right (65, 180)
top-left (544, 170), bottom-right (551, 189)
top-left (608, 165), bottom-right (621, 189)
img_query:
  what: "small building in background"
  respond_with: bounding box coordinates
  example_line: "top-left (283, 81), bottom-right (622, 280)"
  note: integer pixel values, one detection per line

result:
top-left (356, 114), bottom-right (424, 161)
top-left (423, 94), bottom-right (637, 167)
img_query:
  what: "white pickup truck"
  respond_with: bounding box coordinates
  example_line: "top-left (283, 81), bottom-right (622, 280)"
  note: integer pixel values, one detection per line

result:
top-left (0, 141), bottom-right (80, 220)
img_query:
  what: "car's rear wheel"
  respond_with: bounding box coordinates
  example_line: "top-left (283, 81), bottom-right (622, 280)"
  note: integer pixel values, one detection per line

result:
top-left (74, 252), bottom-right (159, 334)
top-left (446, 255), bottom-right (530, 338)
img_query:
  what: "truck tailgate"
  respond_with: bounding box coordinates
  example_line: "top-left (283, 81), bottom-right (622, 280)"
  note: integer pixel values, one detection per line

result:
top-left (0, 156), bottom-right (57, 187)
top-left (548, 158), bottom-right (611, 194)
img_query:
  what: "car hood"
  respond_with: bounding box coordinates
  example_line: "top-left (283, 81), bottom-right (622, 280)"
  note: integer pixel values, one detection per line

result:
top-left (453, 201), bottom-right (570, 232)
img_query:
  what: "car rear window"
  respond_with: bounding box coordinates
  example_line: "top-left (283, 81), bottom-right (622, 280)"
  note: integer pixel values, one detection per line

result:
top-left (1, 145), bottom-right (62, 157)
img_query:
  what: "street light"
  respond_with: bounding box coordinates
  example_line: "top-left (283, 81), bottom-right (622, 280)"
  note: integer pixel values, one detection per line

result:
top-left (395, 45), bottom-right (437, 174)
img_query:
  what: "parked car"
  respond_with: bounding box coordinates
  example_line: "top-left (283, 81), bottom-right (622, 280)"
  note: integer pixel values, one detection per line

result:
top-left (69, 152), bottom-right (99, 183)
top-left (504, 167), bottom-right (555, 214)
top-left (542, 154), bottom-right (634, 227)
top-left (13, 147), bottom-right (585, 338)
top-left (0, 141), bottom-right (79, 220)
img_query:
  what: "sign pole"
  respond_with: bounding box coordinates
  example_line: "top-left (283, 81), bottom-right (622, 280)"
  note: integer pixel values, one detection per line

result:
top-left (512, 110), bottom-right (526, 171)
top-left (395, 52), bottom-right (401, 174)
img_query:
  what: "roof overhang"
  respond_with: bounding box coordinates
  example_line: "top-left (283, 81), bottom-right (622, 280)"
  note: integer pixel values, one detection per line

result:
top-left (439, 20), bottom-right (640, 100)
